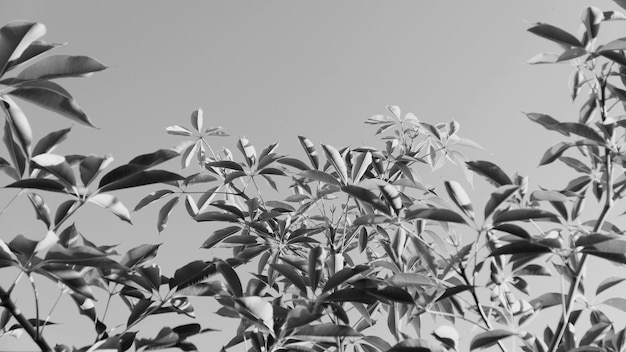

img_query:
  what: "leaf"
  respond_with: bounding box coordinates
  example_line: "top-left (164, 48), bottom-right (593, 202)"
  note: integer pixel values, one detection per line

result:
top-left (404, 206), bottom-right (466, 224)
top-left (387, 339), bottom-right (446, 352)
top-left (445, 180), bottom-right (474, 219)
top-left (379, 184), bottom-right (402, 215)
top-left (31, 153), bottom-right (75, 187)
top-left (45, 244), bottom-right (122, 269)
top-left (323, 265), bottom-right (370, 292)
top-left (99, 170), bottom-right (184, 192)
top-left (99, 149), bottom-right (180, 186)
top-left (596, 277), bottom-right (626, 296)
top-left (298, 136), bottom-right (319, 169)
top-left (514, 264), bottom-right (551, 276)
top-left (201, 226), bottom-right (241, 249)
top-left (557, 123), bottom-right (605, 143)
top-left (27, 193), bottom-right (51, 229)
top-left (341, 185), bottom-right (389, 214)
top-left (489, 242), bottom-right (552, 256)
top-left (433, 325), bottom-right (460, 350)
top-left (88, 193), bottom-right (131, 223)
top-left (80, 154), bottom-right (113, 186)
top-left (308, 246), bottom-right (325, 289)
top-left (299, 169), bottom-right (341, 186)
top-left (466, 160), bottom-right (512, 187)
top-left (352, 151), bottom-right (372, 182)
top-left (234, 296), bottom-right (274, 334)
top-left (217, 260), bottom-right (242, 297)
top-left (134, 190), bottom-right (174, 211)
top-left (271, 263), bottom-right (307, 295)
top-left (5, 178), bottom-right (66, 193)
top-left (530, 190), bottom-right (569, 203)
top-left (170, 260), bottom-right (217, 290)
top-left (294, 323), bottom-right (360, 338)
top-left (17, 55), bottom-right (106, 80)
top-left (1, 96), bottom-right (31, 156)
top-left (527, 52), bottom-right (561, 64)
top-left (10, 86), bottom-right (95, 127)
top-left (40, 265), bottom-right (95, 299)
top-left (321, 144), bottom-right (348, 184)
top-left (540, 142), bottom-right (573, 166)
top-left (0, 21), bottom-right (46, 76)
top-left (120, 243), bottom-right (161, 268)
top-left (166, 125), bottom-right (193, 136)
top-left (603, 297), bottom-right (626, 312)
top-left (528, 23), bottom-right (583, 47)
top-left (387, 273), bottom-right (436, 287)
top-left (191, 108), bottom-right (203, 132)
top-left (484, 185), bottom-right (519, 219)
top-left (3, 120), bottom-right (26, 177)
top-left (32, 127), bottom-right (70, 156)
top-left (492, 208), bottom-right (559, 224)
top-left (237, 137), bottom-right (257, 167)
top-left (470, 330), bottom-right (517, 350)
top-left (194, 211), bottom-right (241, 223)
top-left (157, 197), bottom-right (179, 232)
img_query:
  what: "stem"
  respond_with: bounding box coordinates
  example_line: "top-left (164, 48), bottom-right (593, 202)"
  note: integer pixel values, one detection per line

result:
top-left (547, 148), bottom-right (613, 352)
top-left (459, 263), bottom-right (508, 352)
top-left (0, 285), bottom-right (53, 352)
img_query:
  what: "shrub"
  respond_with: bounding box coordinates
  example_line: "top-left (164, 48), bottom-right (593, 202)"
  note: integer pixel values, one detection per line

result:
top-left (3, 4), bottom-right (626, 352)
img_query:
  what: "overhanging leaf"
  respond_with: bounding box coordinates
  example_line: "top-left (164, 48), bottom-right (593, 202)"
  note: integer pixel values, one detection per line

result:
top-left (17, 55), bottom-right (107, 80)
top-left (470, 329), bottom-right (517, 350)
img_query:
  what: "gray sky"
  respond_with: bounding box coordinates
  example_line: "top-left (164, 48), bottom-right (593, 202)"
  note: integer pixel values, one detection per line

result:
top-left (1, 1), bottom-right (624, 350)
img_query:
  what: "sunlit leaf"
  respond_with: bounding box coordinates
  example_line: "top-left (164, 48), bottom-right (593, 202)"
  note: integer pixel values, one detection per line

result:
top-left (445, 180), bottom-right (474, 219)
top-left (80, 154), bottom-right (113, 186)
top-left (602, 297), bottom-right (626, 312)
top-left (27, 193), bottom-right (51, 229)
top-left (299, 169), bottom-right (341, 187)
top-left (0, 21), bottom-right (46, 76)
top-left (322, 144), bottom-right (348, 184)
top-left (134, 190), bottom-right (174, 212)
top-left (88, 193), bottom-right (131, 223)
top-left (31, 153), bottom-right (76, 187)
top-left (120, 243), bottom-right (161, 268)
top-left (234, 296), bottom-right (274, 334)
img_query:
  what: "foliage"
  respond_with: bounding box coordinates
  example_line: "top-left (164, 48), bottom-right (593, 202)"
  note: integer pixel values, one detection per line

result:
top-left (4, 3), bottom-right (626, 351)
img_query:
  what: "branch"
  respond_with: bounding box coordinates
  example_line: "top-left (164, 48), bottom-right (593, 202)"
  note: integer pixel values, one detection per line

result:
top-left (0, 285), bottom-right (53, 352)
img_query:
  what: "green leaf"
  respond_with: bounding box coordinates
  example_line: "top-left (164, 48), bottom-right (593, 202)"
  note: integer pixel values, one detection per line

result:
top-left (387, 273), bottom-right (436, 287)
top-left (5, 178), bottom-right (66, 193)
top-left (5, 40), bottom-right (62, 72)
top-left (134, 190), bottom-right (174, 211)
top-left (530, 292), bottom-right (564, 310)
top-left (299, 169), bottom-right (342, 187)
top-left (445, 180), bottom-right (474, 219)
top-left (217, 260), bottom-right (243, 297)
top-left (120, 243), bottom-right (161, 268)
top-left (308, 246), bottom-right (325, 289)
top-left (489, 242), bottom-right (552, 256)
top-left (298, 136), bottom-right (319, 169)
top-left (1, 96), bottom-right (31, 156)
top-left (32, 127), bottom-right (70, 156)
top-left (234, 296), bottom-right (274, 335)
top-left (322, 144), bottom-right (348, 184)
top-left (202, 226), bottom-right (241, 249)
top-left (341, 185), bottom-right (390, 215)
top-left (526, 113), bottom-right (568, 135)
top-left (80, 155), bottom-right (113, 186)
top-left (27, 193), bottom-right (51, 229)
top-left (10, 86), bottom-right (95, 127)
top-left (39, 264), bottom-right (95, 299)
top-left (157, 197), bottom-right (179, 232)
top-left (379, 184), bottom-right (403, 215)
top-left (237, 137), bottom-right (257, 167)
top-left (596, 277), bottom-right (626, 296)
top-left (194, 211), bottom-right (241, 223)
top-left (88, 193), bottom-right (132, 223)
top-left (271, 263), bottom-right (308, 295)
top-left (388, 339), bottom-right (446, 352)
top-left (294, 323), bottom-right (360, 339)
top-left (466, 160), bottom-right (512, 187)
top-left (3, 120), bottom-right (26, 177)
top-left (0, 21), bottom-right (46, 76)
top-left (484, 185), bottom-right (519, 219)
top-left (323, 265), bottom-right (370, 292)
top-left (602, 297), bottom-right (626, 312)
top-left (99, 170), bottom-right (184, 192)
top-left (540, 142), bottom-right (572, 166)
top-left (514, 264), bottom-right (551, 276)
top-left (352, 151), bottom-right (372, 182)
top-left (404, 206), bottom-right (466, 224)
top-left (31, 153), bottom-right (76, 187)
top-left (17, 55), bottom-right (106, 80)
top-left (528, 23), bottom-right (583, 47)
top-left (492, 208), bottom-right (559, 224)
top-left (557, 122), bottom-right (605, 143)
top-left (470, 330), bottom-right (517, 350)
top-left (170, 260), bottom-right (216, 290)
top-left (45, 244), bottom-right (123, 269)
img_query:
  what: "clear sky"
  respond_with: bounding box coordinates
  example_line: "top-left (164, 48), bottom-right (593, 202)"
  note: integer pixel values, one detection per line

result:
top-left (1, 1), bottom-right (625, 350)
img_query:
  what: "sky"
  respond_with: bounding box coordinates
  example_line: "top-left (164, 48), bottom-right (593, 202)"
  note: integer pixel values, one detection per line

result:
top-left (1, 1), bottom-right (625, 350)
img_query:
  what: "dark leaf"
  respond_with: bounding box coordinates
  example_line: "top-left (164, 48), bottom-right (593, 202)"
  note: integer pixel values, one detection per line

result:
top-left (271, 263), bottom-right (307, 295)
top-left (32, 127), bottom-right (71, 156)
top-left (202, 226), bottom-right (241, 249)
top-left (470, 329), bottom-right (517, 350)
top-left (217, 260), bottom-right (243, 297)
top-left (596, 277), bottom-right (626, 296)
top-left (99, 170), bottom-right (184, 192)
top-left (157, 197), bottom-right (179, 232)
top-left (528, 23), bottom-right (583, 47)
top-left (492, 208), bottom-right (559, 224)
top-left (299, 169), bottom-right (341, 186)
top-left (484, 185), bottom-right (519, 219)
top-left (10, 86), bottom-right (95, 127)
top-left (466, 160), bottom-right (512, 187)
top-left (170, 260), bottom-right (217, 290)
top-left (323, 265), bottom-right (370, 292)
top-left (17, 55), bottom-right (107, 80)
top-left (120, 243), bottom-right (161, 268)
top-left (405, 206), bottom-right (466, 224)
top-left (0, 21), bottom-right (46, 76)
top-left (489, 242), bottom-right (552, 256)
